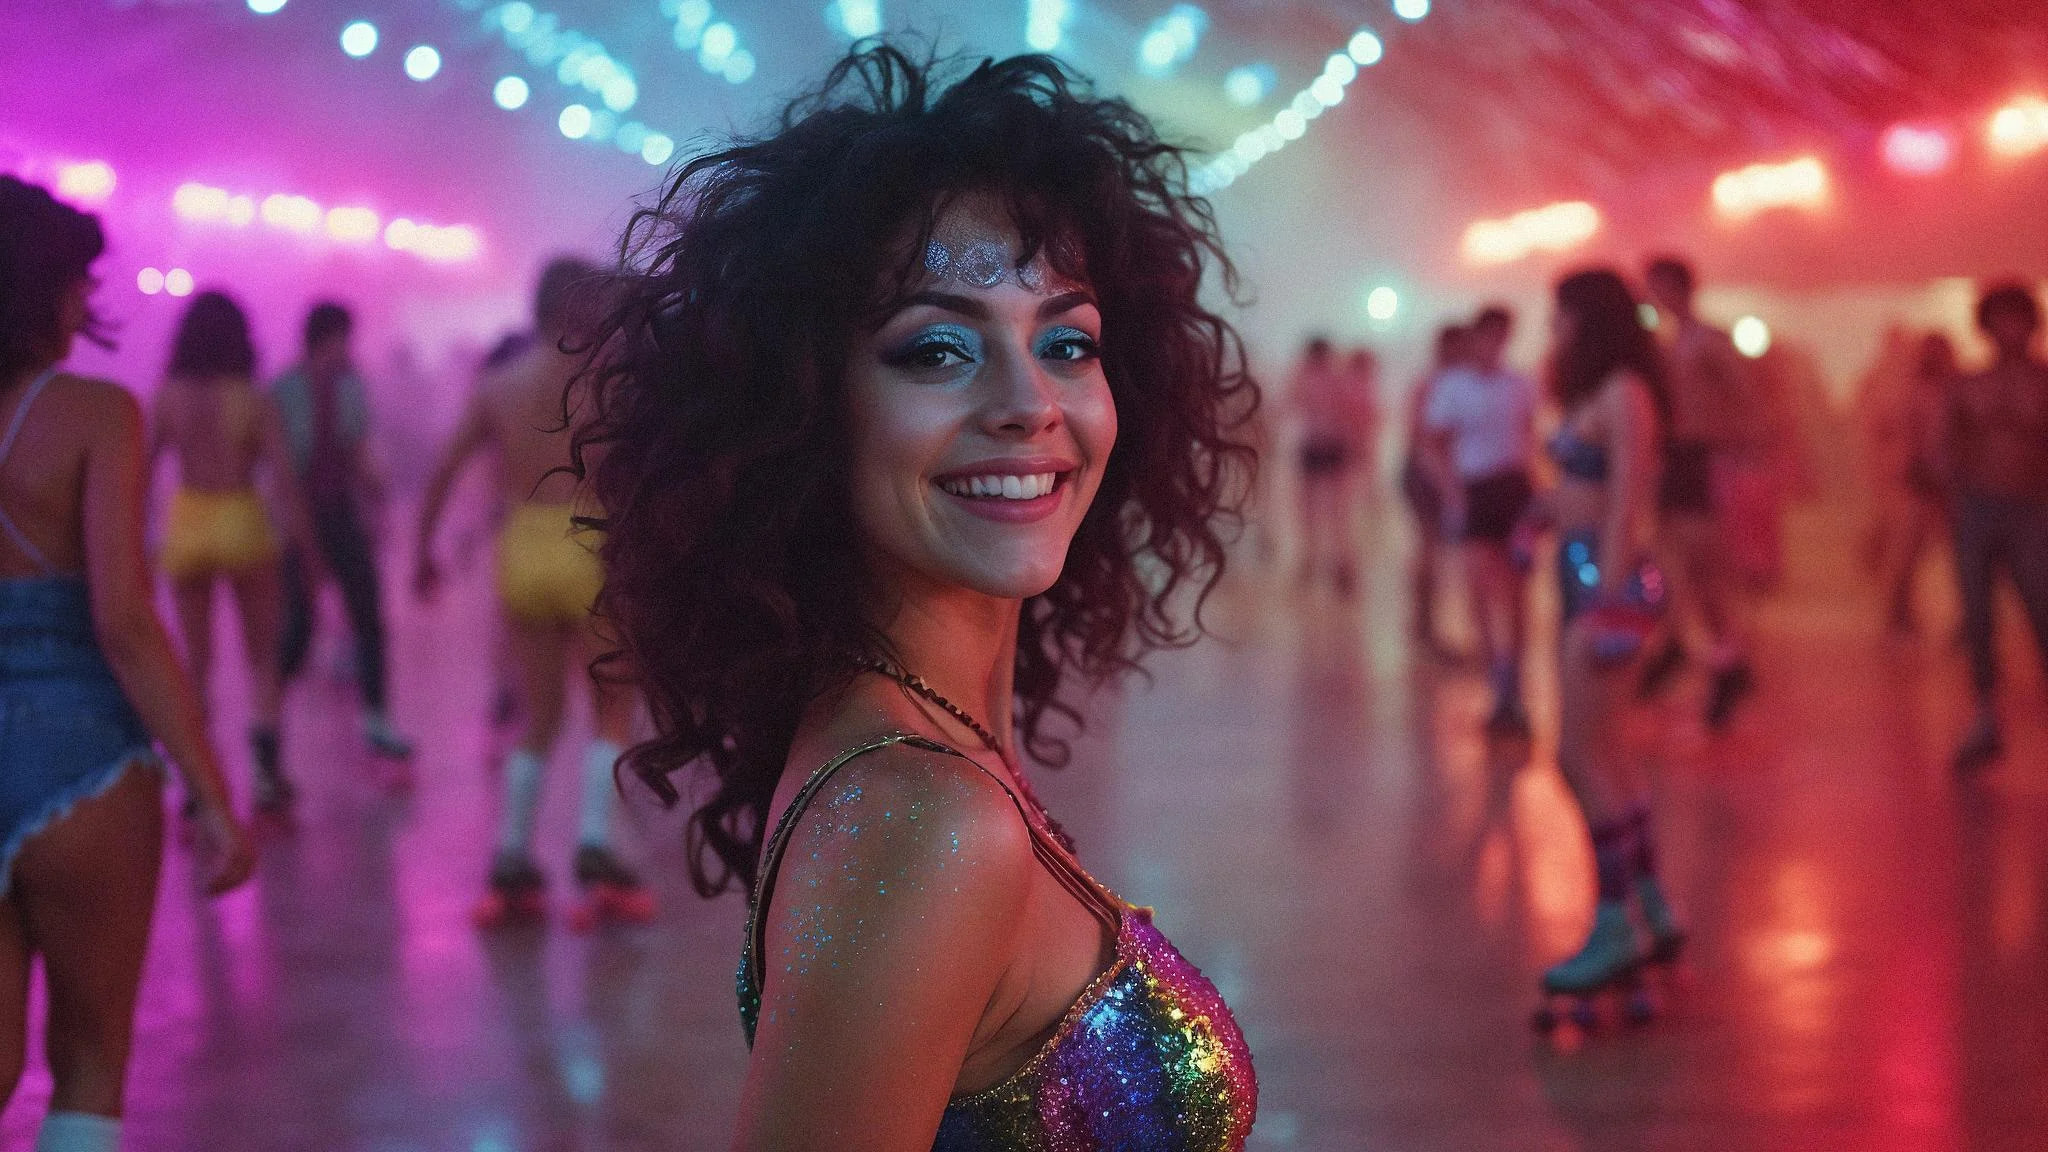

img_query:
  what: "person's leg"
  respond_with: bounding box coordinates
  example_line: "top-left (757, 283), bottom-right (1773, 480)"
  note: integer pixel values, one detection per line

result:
top-left (501, 619), bottom-right (567, 863)
top-left (169, 579), bottom-right (214, 707)
top-left (276, 546), bottom-right (314, 686)
top-left (1466, 541), bottom-right (1525, 726)
top-left (323, 508), bottom-right (409, 756)
top-left (1951, 495), bottom-right (2003, 767)
top-left (1296, 474), bottom-right (1332, 586)
top-left (227, 565), bottom-right (290, 806)
top-left (227, 566), bottom-right (284, 732)
top-left (15, 765), bottom-right (163, 1128)
top-left (574, 621), bottom-right (632, 851)
top-left (0, 897), bottom-right (31, 1107)
top-left (2006, 502), bottom-right (2048, 686)
top-left (1329, 463), bottom-right (1362, 597)
top-left (1883, 497), bottom-right (1936, 632)
top-left (1546, 625), bottom-right (1643, 990)
top-left (1411, 531), bottom-right (1440, 639)
top-left (1670, 514), bottom-right (1754, 727)
top-left (568, 621), bottom-right (653, 916)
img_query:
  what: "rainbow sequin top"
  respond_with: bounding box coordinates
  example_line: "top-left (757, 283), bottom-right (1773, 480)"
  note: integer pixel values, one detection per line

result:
top-left (739, 734), bottom-right (1258, 1151)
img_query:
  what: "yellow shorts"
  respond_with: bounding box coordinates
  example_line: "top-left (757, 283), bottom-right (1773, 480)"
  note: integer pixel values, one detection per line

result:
top-left (160, 488), bottom-right (279, 580)
top-left (496, 503), bottom-right (603, 625)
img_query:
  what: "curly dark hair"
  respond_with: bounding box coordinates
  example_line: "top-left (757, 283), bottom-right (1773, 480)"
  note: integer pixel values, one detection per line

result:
top-left (168, 291), bottom-right (258, 381)
top-left (0, 175), bottom-right (109, 379)
top-left (572, 45), bottom-right (1257, 897)
top-left (1551, 267), bottom-right (1669, 417)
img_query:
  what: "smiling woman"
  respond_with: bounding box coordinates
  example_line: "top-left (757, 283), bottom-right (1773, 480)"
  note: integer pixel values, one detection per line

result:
top-left (572, 44), bottom-right (1259, 1151)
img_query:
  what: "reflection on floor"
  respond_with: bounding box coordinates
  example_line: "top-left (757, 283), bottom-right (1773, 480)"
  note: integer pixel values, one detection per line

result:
top-left (4, 500), bottom-right (2045, 1151)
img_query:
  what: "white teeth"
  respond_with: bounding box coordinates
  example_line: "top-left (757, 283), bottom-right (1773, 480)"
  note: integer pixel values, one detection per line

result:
top-left (940, 473), bottom-right (1061, 500)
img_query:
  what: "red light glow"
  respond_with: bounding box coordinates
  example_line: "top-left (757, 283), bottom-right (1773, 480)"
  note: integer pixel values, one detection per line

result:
top-left (1460, 200), bottom-right (1601, 266)
top-left (1880, 123), bottom-right (1954, 176)
top-left (1712, 155), bottom-right (1828, 220)
top-left (1988, 96), bottom-right (2048, 159)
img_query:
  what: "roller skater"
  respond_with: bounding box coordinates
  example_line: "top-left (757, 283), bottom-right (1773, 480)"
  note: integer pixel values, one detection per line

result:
top-left (1641, 257), bottom-right (1763, 729)
top-left (1939, 284), bottom-right (2048, 774)
top-left (1529, 269), bottom-right (1682, 1037)
top-left (415, 258), bottom-right (653, 931)
top-left (272, 302), bottom-right (416, 764)
top-left (148, 291), bottom-right (320, 815)
top-left (1422, 306), bottom-right (1537, 735)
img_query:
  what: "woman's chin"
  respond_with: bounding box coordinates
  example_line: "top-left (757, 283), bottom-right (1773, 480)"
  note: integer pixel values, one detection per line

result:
top-left (950, 554), bottom-right (1069, 602)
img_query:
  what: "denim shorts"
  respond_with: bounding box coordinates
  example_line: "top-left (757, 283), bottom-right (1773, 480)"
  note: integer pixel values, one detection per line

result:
top-left (0, 578), bottom-right (159, 893)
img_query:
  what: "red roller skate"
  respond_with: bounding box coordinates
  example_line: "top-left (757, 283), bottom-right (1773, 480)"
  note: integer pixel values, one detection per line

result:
top-left (568, 845), bottom-right (656, 932)
top-left (472, 853), bottom-right (547, 928)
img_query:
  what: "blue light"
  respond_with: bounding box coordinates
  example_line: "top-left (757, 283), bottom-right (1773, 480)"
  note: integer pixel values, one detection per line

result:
top-left (700, 21), bottom-right (737, 62)
top-left (498, 2), bottom-right (535, 34)
top-left (247, 0), bottom-right (286, 13)
top-left (559, 103), bottom-right (593, 139)
top-left (1394, 0), bottom-right (1429, 21)
top-left (1136, 4), bottom-right (1207, 77)
top-left (1223, 64), bottom-right (1272, 107)
top-left (493, 75), bottom-right (530, 110)
top-left (340, 21), bottom-right (378, 58)
top-left (827, 0), bottom-right (883, 38)
top-left (404, 45), bottom-right (442, 81)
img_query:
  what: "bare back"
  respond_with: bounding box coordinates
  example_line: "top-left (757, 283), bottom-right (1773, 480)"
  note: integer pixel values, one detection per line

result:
top-left (0, 372), bottom-right (135, 578)
top-left (477, 344), bottom-right (584, 507)
top-left (154, 376), bottom-right (270, 492)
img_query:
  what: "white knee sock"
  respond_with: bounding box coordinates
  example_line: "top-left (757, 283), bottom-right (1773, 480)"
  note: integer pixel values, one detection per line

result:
top-left (37, 1112), bottom-right (120, 1152)
top-left (578, 739), bottom-right (622, 849)
top-left (497, 748), bottom-right (545, 857)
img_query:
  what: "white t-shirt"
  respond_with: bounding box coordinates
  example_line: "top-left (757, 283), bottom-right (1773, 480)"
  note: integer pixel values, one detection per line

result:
top-left (1424, 365), bottom-right (1536, 480)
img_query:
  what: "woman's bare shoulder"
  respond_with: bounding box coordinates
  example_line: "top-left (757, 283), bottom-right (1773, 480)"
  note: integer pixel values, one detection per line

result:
top-left (767, 736), bottom-right (1036, 921)
top-left (43, 372), bottom-right (142, 427)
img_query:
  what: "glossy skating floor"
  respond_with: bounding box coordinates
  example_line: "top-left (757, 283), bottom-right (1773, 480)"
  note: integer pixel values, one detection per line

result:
top-left (5, 497), bottom-right (2047, 1151)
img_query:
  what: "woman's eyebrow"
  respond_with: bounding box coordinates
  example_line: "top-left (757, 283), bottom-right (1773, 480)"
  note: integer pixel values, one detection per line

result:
top-left (1038, 290), bottom-right (1096, 320)
top-left (901, 290), bottom-right (987, 319)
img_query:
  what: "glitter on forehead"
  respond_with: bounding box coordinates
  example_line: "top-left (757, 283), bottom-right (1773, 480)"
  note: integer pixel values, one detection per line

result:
top-left (919, 229), bottom-right (1072, 297)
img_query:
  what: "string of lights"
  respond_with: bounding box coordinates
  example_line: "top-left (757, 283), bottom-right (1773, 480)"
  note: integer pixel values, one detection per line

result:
top-left (661, 0), bottom-right (757, 85)
top-left (1190, 27), bottom-right (1381, 196)
top-left (171, 180), bottom-right (482, 263)
top-left (483, 2), bottom-right (679, 165)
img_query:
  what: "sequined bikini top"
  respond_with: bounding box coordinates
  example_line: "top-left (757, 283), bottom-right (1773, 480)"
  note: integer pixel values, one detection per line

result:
top-left (738, 733), bottom-right (1258, 1151)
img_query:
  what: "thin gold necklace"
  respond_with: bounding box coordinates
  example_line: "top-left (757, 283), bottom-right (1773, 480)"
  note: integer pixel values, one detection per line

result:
top-left (851, 654), bottom-right (1076, 851)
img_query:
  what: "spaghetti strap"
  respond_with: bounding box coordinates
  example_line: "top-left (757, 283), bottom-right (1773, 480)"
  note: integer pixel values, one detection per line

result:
top-left (745, 733), bottom-right (1122, 996)
top-left (0, 369), bottom-right (59, 575)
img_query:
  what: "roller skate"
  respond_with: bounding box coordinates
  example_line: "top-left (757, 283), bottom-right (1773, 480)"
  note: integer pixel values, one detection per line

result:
top-left (1704, 662), bottom-right (1756, 731)
top-left (362, 710), bottom-right (415, 761)
top-left (568, 845), bottom-right (656, 932)
top-left (1635, 638), bottom-right (1687, 699)
top-left (1484, 698), bottom-right (1532, 739)
top-left (472, 852), bottom-right (548, 928)
top-left (1952, 715), bottom-right (2003, 774)
top-left (252, 765), bottom-right (297, 816)
top-left (1635, 875), bottom-right (1687, 967)
top-left (1534, 902), bottom-right (1651, 1034)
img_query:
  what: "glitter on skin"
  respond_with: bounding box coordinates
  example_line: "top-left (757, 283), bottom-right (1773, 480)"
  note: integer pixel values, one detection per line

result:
top-left (739, 734), bottom-right (1256, 1150)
